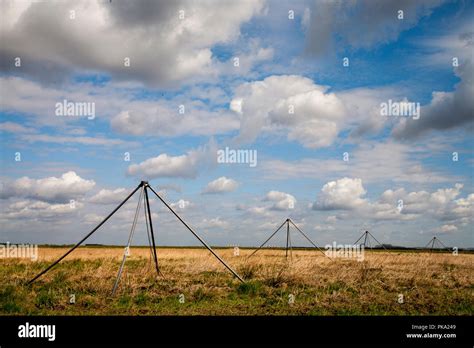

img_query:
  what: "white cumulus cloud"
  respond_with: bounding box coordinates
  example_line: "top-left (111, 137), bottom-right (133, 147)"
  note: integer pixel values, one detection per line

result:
top-left (202, 177), bottom-right (238, 194)
top-left (127, 140), bottom-right (216, 179)
top-left (0, 171), bottom-right (95, 203)
top-left (230, 75), bottom-right (346, 148)
top-left (89, 188), bottom-right (128, 204)
top-left (264, 190), bottom-right (296, 210)
top-left (313, 178), bottom-right (367, 211)
top-left (0, 0), bottom-right (266, 86)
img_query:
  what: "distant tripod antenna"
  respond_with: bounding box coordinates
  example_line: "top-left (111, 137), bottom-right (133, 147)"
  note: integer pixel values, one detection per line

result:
top-left (248, 218), bottom-right (330, 259)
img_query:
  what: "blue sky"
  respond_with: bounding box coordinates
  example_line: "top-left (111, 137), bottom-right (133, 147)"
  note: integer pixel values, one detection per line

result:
top-left (0, 0), bottom-right (473, 248)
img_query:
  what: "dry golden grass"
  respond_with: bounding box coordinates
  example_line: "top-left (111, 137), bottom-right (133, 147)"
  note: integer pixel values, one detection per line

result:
top-left (0, 247), bottom-right (472, 315)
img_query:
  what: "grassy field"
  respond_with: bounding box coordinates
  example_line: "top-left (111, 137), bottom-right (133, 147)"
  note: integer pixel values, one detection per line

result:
top-left (0, 246), bottom-right (472, 315)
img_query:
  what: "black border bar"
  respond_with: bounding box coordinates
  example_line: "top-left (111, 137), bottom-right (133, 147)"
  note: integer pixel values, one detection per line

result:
top-left (0, 316), bottom-right (472, 346)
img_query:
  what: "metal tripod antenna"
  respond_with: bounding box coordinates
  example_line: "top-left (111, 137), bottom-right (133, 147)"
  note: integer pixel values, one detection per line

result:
top-left (249, 218), bottom-right (330, 259)
top-left (354, 230), bottom-right (386, 250)
top-left (28, 180), bottom-right (244, 288)
top-left (426, 236), bottom-right (448, 253)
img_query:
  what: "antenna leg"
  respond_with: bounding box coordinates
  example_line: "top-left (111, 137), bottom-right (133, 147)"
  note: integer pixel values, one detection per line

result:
top-left (28, 183), bottom-right (143, 285)
top-left (288, 220), bottom-right (293, 260)
top-left (248, 220), bottom-right (287, 259)
top-left (147, 185), bottom-right (244, 283)
top-left (289, 219), bottom-right (331, 259)
top-left (112, 186), bottom-right (144, 295)
top-left (144, 185), bottom-right (160, 276)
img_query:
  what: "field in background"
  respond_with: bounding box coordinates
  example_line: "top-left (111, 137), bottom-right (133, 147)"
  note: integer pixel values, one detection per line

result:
top-left (0, 246), bottom-right (472, 315)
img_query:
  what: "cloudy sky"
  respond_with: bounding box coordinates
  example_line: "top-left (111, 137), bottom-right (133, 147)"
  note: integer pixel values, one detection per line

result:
top-left (0, 0), bottom-right (473, 248)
